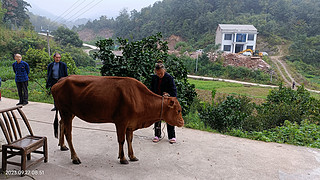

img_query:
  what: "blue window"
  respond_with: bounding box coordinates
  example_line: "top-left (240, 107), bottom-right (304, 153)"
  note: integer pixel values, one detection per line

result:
top-left (247, 46), bottom-right (253, 50)
top-left (236, 34), bottom-right (247, 42)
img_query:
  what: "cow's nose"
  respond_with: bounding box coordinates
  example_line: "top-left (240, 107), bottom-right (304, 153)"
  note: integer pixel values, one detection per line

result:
top-left (177, 118), bottom-right (184, 127)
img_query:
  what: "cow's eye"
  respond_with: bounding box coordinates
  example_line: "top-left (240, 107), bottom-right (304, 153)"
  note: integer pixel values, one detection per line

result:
top-left (178, 110), bottom-right (181, 113)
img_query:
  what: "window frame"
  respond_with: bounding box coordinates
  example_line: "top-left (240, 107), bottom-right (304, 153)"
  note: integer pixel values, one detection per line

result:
top-left (248, 34), bottom-right (255, 41)
top-left (224, 34), bottom-right (232, 40)
top-left (223, 45), bottom-right (231, 51)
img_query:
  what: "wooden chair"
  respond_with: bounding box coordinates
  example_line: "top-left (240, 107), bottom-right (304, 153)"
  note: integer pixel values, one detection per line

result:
top-left (0, 105), bottom-right (48, 176)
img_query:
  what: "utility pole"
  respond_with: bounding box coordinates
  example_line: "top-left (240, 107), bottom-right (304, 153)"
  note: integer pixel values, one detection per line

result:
top-left (270, 70), bottom-right (273, 82)
top-left (196, 53), bottom-right (198, 73)
top-left (46, 26), bottom-right (51, 59)
top-left (195, 49), bottom-right (202, 73)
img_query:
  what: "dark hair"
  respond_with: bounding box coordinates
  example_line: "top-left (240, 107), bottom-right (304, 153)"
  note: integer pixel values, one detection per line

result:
top-left (53, 52), bottom-right (61, 57)
top-left (155, 60), bottom-right (165, 70)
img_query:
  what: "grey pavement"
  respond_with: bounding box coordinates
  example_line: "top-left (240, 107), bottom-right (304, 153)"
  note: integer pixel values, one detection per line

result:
top-left (0, 97), bottom-right (320, 180)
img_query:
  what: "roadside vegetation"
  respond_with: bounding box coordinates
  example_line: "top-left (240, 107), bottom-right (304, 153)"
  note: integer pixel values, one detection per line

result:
top-left (185, 82), bottom-right (320, 148)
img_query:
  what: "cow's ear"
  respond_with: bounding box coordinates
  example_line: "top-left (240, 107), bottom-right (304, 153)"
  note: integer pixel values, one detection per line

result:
top-left (168, 99), bottom-right (175, 108)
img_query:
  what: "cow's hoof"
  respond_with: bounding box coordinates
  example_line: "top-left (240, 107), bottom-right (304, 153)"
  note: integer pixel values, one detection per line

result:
top-left (130, 157), bottom-right (139, 162)
top-left (72, 159), bottom-right (81, 164)
top-left (120, 159), bottom-right (129, 164)
top-left (60, 146), bottom-right (69, 151)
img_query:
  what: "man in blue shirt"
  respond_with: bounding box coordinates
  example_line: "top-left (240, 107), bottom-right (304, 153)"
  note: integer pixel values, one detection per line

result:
top-left (12, 54), bottom-right (30, 105)
top-left (46, 53), bottom-right (68, 111)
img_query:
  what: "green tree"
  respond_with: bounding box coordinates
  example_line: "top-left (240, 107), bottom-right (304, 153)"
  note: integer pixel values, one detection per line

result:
top-left (64, 44), bottom-right (95, 67)
top-left (2, 0), bottom-right (31, 27)
top-left (52, 26), bottom-right (83, 47)
top-left (94, 33), bottom-right (196, 114)
top-left (287, 35), bottom-right (320, 67)
top-left (0, 1), bottom-right (7, 24)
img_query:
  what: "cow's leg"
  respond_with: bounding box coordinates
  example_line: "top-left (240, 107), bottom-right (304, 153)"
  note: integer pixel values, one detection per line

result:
top-left (60, 111), bottom-right (81, 164)
top-left (115, 124), bottom-right (128, 164)
top-left (126, 128), bottom-right (138, 162)
top-left (58, 120), bottom-right (69, 151)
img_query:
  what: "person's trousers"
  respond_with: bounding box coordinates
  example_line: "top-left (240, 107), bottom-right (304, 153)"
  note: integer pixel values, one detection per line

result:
top-left (154, 121), bottom-right (176, 139)
top-left (50, 79), bottom-right (59, 107)
top-left (16, 81), bottom-right (28, 104)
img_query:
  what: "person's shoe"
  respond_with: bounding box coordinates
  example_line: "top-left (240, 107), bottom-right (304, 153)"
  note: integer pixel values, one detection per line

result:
top-left (51, 107), bottom-right (56, 111)
top-left (16, 102), bottom-right (23, 106)
top-left (169, 138), bottom-right (176, 144)
top-left (22, 102), bottom-right (28, 106)
top-left (152, 136), bottom-right (159, 143)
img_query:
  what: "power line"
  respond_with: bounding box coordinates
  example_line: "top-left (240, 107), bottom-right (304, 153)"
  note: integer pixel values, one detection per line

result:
top-left (60, 0), bottom-right (97, 23)
top-left (68, 0), bottom-right (104, 22)
top-left (51, 0), bottom-right (85, 24)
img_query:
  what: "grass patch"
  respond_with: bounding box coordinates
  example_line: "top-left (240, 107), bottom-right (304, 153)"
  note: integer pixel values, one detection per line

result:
top-left (1, 79), bottom-right (53, 104)
top-left (188, 79), bottom-right (274, 99)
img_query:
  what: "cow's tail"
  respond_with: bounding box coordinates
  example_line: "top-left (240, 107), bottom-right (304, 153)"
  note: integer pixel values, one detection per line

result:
top-left (54, 109), bottom-right (59, 138)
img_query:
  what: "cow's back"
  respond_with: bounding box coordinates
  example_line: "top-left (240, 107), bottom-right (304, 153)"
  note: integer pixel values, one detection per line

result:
top-left (52, 75), bottom-right (158, 123)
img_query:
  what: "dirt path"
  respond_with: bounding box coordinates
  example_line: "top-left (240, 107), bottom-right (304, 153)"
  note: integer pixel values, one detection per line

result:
top-left (269, 46), bottom-right (320, 93)
top-left (270, 55), bottom-right (292, 85)
top-left (269, 45), bottom-right (296, 87)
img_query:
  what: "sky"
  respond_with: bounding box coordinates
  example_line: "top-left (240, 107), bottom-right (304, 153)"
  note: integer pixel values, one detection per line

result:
top-left (25, 0), bottom-right (160, 22)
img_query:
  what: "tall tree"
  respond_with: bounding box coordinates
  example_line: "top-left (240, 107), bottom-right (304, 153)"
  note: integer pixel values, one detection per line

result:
top-left (2, 0), bottom-right (31, 27)
top-left (52, 26), bottom-right (83, 47)
top-left (0, 1), bottom-right (7, 24)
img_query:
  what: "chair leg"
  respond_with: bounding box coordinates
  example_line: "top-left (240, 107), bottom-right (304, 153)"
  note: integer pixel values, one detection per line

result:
top-left (27, 153), bottom-right (31, 160)
top-left (2, 147), bottom-right (7, 173)
top-left (44, 138), bottom-right (48, 163)
top-left (21, 153), bottom-right (27, 177)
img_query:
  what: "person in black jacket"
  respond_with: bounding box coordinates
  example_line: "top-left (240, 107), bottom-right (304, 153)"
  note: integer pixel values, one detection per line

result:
top-left (150, 60), bottom-right (177, 144)
top-left (46, 53), bottom-right (68, 111)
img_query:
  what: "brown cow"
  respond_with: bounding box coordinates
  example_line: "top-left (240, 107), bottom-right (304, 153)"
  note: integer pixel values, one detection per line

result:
top-left (51, 75), bottom-right (184, 164)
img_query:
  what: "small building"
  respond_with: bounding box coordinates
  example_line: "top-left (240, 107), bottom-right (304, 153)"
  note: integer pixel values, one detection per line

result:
top-left (215, 24), bottom-right (258, 53)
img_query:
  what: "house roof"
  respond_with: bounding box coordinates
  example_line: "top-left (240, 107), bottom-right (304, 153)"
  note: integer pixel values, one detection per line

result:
top-left (218, 24), bottom-right (257, 33)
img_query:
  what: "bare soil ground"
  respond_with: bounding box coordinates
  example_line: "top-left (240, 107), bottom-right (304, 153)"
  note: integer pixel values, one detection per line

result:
top-left (222, 53), bottom-right (271, 72)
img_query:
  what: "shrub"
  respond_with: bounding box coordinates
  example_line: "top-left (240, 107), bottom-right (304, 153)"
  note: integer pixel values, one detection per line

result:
top-left (251, 84), bottom-right (320, 130)
top-left (199, 95), bottom-right (255, 132)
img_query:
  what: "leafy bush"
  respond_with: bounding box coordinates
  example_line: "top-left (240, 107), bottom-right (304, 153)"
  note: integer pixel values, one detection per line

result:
top-left (252, 84), bottom-right (320, 130)
top-left (24, 48), bottom-right (51, 79)
top-left (199, 95), bottom-right (255, 132)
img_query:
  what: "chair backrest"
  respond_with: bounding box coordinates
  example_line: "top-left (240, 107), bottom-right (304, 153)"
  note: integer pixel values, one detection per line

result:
top-left (0, 105), bottom-right (34, 144)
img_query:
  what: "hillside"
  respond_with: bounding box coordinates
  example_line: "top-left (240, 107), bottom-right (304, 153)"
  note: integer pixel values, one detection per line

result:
top-left (77, 29), bottom-right (113, 42)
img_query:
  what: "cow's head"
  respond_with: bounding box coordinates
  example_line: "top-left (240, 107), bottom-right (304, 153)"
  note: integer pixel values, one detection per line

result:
top-left (163, 97), bottom-right (184, 127)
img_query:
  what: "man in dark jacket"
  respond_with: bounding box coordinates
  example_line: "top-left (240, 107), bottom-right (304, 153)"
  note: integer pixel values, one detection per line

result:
top-left (150, 61), bottom-right (178, 144)
top-left (12, 54), bottom-right (30, 105)
top-left (46, 53), bottom-right (68, 111)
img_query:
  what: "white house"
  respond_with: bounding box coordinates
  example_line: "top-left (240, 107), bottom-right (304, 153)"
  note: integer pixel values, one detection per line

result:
top-left (215, 24), bottom-right (258, 53)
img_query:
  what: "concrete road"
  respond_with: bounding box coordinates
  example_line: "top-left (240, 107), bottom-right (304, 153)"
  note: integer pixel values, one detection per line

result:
top-left (0, 97), bottom-right (320, 180)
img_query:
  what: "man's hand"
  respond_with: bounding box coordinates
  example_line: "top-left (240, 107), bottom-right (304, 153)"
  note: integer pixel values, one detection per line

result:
top-left (163, 92), bottom-right (170, 97)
